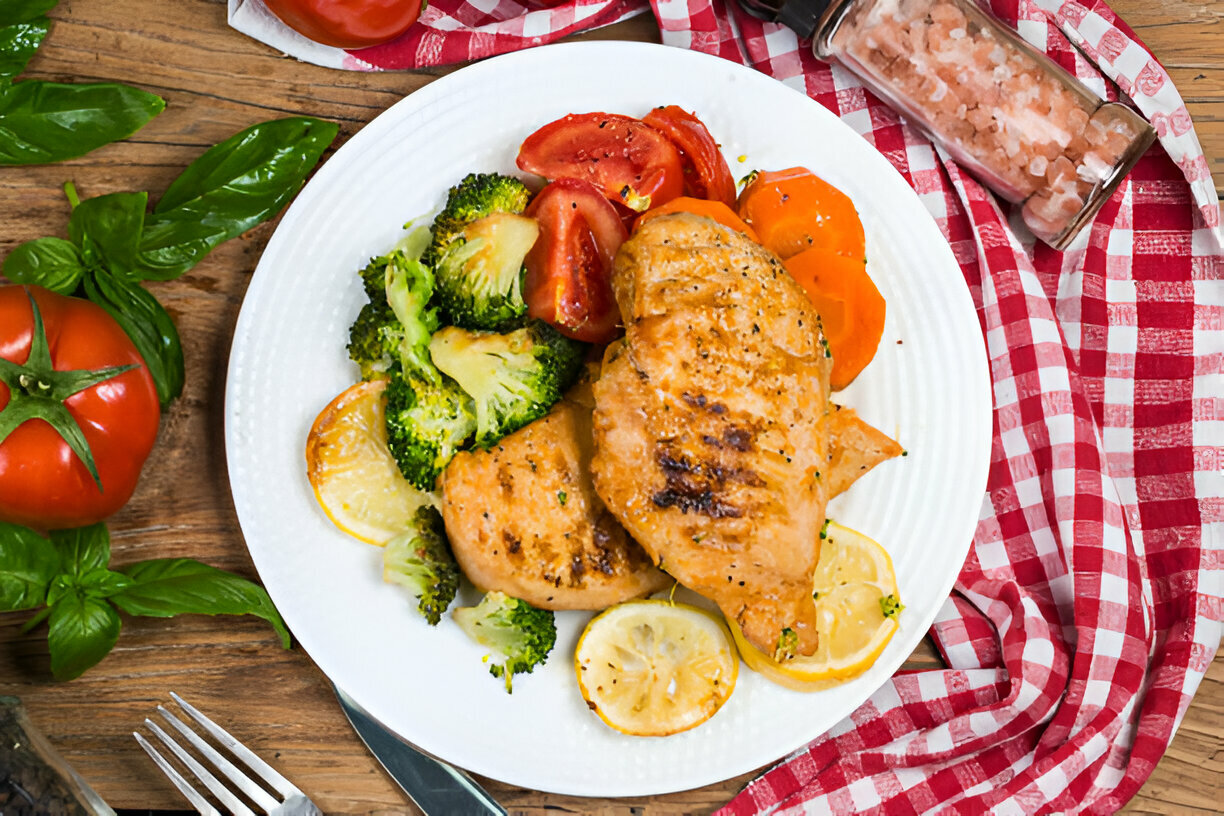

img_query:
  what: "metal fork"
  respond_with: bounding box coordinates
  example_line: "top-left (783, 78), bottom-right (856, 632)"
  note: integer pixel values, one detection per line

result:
top-left (133, 692), bottom-right (321, 816)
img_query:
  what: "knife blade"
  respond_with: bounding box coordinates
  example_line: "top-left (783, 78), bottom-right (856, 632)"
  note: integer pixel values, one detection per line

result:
top-left (332, 684), bottom-right (507, 816)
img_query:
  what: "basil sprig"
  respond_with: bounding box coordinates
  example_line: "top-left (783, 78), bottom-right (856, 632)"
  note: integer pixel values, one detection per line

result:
top-left (3, 116), bottom-right (339, 405)
top-left (137, 117), bottom-right (340, 280)
top-left (0, 521), bottom-right (290, 681)
top-left (0, 0), bottom-right (164, 165)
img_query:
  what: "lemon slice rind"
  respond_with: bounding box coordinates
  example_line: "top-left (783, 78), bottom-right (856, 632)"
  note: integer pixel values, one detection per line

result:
top-left (306, 380), bottom-right (432, 545)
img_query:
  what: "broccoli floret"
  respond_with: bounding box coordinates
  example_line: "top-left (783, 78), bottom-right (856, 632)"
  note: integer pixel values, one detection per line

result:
top-left (384, 371), bottom-right (477, 491)
top-left (348, 226), bottom-right (439, 381)
top-left (347, 299), bottom-right (396, 380)
top-left (382, 505), bottom-right (459, 625)
top-left (452, 591), bottom-right (557, 693)
top-left (427, 173), bottom-right (533, 262)
top-left (425, 173), bottom-right (536, 331)
top-left (428, 321), bottom-right (584, 448)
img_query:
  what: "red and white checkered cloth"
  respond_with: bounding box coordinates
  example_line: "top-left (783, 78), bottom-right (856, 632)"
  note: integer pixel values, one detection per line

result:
top-left (230, 0), bottom-right (1224, 811)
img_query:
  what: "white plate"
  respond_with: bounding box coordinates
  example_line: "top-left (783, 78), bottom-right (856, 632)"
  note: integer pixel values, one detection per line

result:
top-left (225, 41), bottom-right (992, 797)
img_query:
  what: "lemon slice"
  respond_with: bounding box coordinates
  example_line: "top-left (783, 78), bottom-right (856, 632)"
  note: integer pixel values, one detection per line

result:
top-left (575, 600), bottom-right (739, 736)
top-left (306, 380), bottom-right (432, 545)
top-left (732, 522), bottom-right (901, 691)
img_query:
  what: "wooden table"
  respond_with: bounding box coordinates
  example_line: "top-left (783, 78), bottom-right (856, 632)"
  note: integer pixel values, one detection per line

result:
top-left (1, 1), bottom-right (1220, 813)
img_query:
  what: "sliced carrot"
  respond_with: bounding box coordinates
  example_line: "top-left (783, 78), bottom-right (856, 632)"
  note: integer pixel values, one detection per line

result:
top-left (737, 168), bottom-right (865, 261)
top-left (634, 196), bottom-right (760, 243)
top-left (784, 247), bottom-right (885, 390)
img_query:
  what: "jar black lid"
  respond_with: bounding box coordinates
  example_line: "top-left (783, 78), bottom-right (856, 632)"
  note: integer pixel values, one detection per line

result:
top-left (738, 0), bottom-right (832, 38)
top-left (775, 0), bottom-right (831, 38)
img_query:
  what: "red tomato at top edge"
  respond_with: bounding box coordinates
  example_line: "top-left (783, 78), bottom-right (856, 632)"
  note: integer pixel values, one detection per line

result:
top-left (642, 105), bottom-right (737, 208)
top-left (0, 285), bottom-right (160, 530)
top-left (517, 113), bottom-right (685, 213)
top-left (262, 0), bottom-right (423, 49)
top-left (524, 178), bottom-right (629, 344)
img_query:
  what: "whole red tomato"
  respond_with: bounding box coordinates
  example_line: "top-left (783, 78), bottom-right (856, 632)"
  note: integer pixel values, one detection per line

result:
top-left (262, 0), bottom-right (423, 49)
top-left (0, 285), bottom-right (160, 530)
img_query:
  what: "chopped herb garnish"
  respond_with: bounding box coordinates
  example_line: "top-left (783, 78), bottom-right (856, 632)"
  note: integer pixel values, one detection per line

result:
top-left (773, 627), bottom-right (799, 661)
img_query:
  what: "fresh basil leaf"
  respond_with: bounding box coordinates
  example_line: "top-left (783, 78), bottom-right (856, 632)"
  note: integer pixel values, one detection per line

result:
top-left (81, 267), bottom-right (183, 406)
top-left (0, 15), bottom-right (49, 82)
top-left (2, 236), bottom-right (84, 292)
top-left (49, 523), bottom-right (110, 577)
top-left (113, 558), bottom-right (290, 648)
top-left (45, 573), bottom-right (71, 607)
top-left (0, 80), bottom-right (164, 166)
top-left (67, 190), bottom-right (147, 274)
top-left (135, 117), bottom-right (338, 280)
top-left (46, 568), bottom-right (130, 605)
top-left (78, 567), bottom-right (133, 599)
top-left (47, 592), bottom-right (120, 680)
top-left (0, 0), bottom-right (59, 26)
top-left (0, 521), bottom-right (61, 611)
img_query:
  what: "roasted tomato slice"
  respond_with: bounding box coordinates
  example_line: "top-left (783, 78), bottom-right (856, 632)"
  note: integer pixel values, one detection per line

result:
top-left (517, 113), bottom-right (684, 213)
top-left (642, 105), bottom-right (737, 208)
top-left (524, 178), bottom-right (628, 344)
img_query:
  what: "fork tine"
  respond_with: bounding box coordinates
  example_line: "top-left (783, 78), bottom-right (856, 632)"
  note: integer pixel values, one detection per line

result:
top-left (156, 706), bottom-right (280, 814)
top-left (134, 731), bottom-right (223, 816)
top-left (145, 718), bottom-right (258, 816)
top-left (170, 692), bottom-right (303, 798)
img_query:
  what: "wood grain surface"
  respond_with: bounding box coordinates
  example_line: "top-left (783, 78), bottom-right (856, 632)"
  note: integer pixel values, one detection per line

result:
top-left (0, 1), bottom-right (1220, 814)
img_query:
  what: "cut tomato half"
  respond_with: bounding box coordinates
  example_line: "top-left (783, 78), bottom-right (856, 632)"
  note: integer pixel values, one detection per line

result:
top-left (517, 112), bottom-right (684, 212)
top-left (523, 178), bottom-right (628, 344)
top-left (642, 105), bottom-right (737, 208)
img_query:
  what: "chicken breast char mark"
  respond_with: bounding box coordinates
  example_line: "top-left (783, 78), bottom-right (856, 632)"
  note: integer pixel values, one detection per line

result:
top-left (591, 213), bottom-right (832, 657)
top-left (439, 374), bottom-right (670, 611)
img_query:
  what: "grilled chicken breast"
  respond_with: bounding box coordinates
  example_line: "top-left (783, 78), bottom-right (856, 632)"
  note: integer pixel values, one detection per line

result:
top-left (826, 405), bottom-right (903, 498)
top-left (591, 213), bottom-right (832, 657)
top-left (439, 375), bottom-right (670, 610)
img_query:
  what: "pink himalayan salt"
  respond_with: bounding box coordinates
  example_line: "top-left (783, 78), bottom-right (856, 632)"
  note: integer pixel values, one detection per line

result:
top-left (828, 0), bottom-right (1149, 243)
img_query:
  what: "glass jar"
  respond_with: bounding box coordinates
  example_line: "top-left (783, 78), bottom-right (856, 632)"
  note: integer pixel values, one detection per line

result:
top-left (0, 697), bottom-right (115, 816)
top-left (740, 0), bottom-right (1156, 249)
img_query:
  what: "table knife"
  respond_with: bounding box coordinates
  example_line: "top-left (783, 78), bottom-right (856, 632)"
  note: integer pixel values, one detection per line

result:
top-left (332, 684), bottom-right (507, 816)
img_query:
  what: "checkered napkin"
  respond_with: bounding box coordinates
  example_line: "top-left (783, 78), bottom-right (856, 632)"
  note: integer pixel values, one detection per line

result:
top-left (229, 0), bottom-right (1223, 811)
